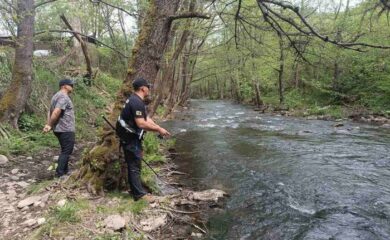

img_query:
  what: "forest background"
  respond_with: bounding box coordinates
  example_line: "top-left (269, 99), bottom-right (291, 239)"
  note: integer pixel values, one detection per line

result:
top-left (0, 0), bottom-right (389, 170)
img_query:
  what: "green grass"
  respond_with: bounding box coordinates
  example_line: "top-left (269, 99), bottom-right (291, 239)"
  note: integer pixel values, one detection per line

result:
top-left (0, 67), bottom-right (122, 156)
top-left (0, 126), bottom-right (58, 155)
top-left (97, 192), bottom-right (148, 215)
top-left (31, 199), bottom-right (90, 239)
top-left (27, 180), bottom-right (54, 194)
top-left (53, 202), bottom-right (82, 223)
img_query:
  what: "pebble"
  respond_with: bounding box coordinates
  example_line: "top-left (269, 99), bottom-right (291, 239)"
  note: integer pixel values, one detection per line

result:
top-left (37, 218), bottom-right (46, 225)
top-left (191, 232), bottom-right (203, 238)
top-left (11, 169), bottom-right (19, 174)
top-left (16, 181), bottom-right (29, 188)
top-left (11, 176), bottom-right (19, 181)
top-left (0, 154), bottom-right (9, 165)
top-left (40, 193), bottom-right (50, 203)
top-left (57, 199), bottom-right (67, 207)
top-left (22, 219), bottom-right (36, 227)
top-left (3, 206), bottom-right (15, 213)
top-left (26, 157), bottom-right (33, 160)
top-left (18, 193), bottom-right (27, 199)
top-left (7, 189), bottom-right (17, 198)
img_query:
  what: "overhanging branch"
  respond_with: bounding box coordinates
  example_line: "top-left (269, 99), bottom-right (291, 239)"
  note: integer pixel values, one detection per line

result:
top-left (258, 0), bottom-right (390, 50)
top-left (169, 12), bottom-right (210, 20)
top-left (34, 0), bottom-right (58, 8)
top-left (89, 0), bottom-right (138, 18)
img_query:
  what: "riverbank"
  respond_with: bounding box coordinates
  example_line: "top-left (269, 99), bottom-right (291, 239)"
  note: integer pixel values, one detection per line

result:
top-left (0, 135), bottom-right (227, 239)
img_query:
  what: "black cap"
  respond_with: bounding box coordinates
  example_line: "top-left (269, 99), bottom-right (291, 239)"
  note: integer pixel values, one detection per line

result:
top-left (59, 79), bottom-right (74, 87)
top-left (132, 78), bottom-right (151, 89)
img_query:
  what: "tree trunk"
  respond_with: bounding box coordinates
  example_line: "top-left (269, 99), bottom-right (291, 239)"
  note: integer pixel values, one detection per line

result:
top-left (252, 79), bottom-right (263, 107)
top-left (164, 29), bottom-right (191, 117)
top-left (0, 0), bottom-right (35, 128)
top-left (177, 34), bottom-right (193, 104)
top-left (277, 32), bottom-right (285, 104)
top-left (75, 0), bottom-right (181, 194)
top-left (294, 62), bottom-right (301, 89)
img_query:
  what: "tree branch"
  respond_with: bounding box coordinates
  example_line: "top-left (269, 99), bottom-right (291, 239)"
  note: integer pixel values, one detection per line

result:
top-left (258, 0), bottom-right (390, 50)
top-left (34, 30), bottom-right (129, 58)
top-left (60, 14), bottom-right (93, 81)
top-left (89, 0), bottom-right (138, 18)
top-left (234, 0), bottom-right (242, 48)
top-left (1, 0), bottom-right (16, 11)
top-left (34, 0), bottom-right (58, 9)
top-left (169, 12), bottom-right (210, 20)
top-left (0, 38), bottom-right (15, 47)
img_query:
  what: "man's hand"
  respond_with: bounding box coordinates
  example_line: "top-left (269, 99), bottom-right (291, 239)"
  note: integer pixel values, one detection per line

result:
top-left (43, 124), bottom-right (52, 133)
top-left (158, 127), bottom-right (171, 137)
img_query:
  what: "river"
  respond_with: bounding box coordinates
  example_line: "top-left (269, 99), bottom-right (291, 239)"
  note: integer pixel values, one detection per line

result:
top-left (164, 100), bottom-right (390, 240)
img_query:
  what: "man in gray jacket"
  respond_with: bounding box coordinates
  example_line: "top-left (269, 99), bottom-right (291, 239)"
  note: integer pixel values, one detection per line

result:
top-left (43, 79), bottom-right (75, 177)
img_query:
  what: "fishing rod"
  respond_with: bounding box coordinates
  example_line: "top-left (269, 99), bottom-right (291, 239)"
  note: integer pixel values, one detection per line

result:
top-left (102, 115), bottom-right (191, 144)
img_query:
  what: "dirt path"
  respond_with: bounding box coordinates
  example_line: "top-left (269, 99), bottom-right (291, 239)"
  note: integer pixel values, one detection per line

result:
top-left (0, 143), bottom-right (87, 239)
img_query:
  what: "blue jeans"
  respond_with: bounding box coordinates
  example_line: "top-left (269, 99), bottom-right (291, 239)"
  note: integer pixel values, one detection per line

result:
top-left (54, 132), bottom-right (75, 177)
top-left (123, 139), bottom-right (147, 200)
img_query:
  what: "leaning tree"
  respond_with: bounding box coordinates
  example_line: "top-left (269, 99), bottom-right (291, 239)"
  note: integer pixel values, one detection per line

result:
top-left (74, 0), bottom-right (208, 194)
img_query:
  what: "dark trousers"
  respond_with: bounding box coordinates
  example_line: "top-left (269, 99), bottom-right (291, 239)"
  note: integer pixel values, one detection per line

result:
top-left (123, 139), bottom-right (147, 200)
top-left (54, 132), bottom-right (75, 177)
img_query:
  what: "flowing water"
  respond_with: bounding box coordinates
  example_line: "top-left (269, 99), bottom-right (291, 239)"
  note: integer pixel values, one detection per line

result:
top-left (164, 100), bottom-right (390, 240)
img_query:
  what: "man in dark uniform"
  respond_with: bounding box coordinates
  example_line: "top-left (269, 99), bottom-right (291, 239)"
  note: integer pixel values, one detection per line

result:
top-left (118, 78), bottom-right (170, 202)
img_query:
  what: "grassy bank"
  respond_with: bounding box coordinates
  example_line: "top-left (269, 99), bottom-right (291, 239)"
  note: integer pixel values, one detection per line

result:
top-left (0, 66), bottom-right (121, 155)
top-left (1, 65), bottom-right (179, 239)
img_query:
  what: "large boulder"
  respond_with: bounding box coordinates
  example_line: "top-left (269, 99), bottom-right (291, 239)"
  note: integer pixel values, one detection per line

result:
top-left (190, 189), bottom-right (227, 202)
top-left (140, 213), bottom-right (167, 232)
top-left (17, 196), bottom-right (41, 208)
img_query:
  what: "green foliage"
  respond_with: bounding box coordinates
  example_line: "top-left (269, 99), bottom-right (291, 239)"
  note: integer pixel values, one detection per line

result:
top-left (0, 49), bottom-right (12, 91)
top-left (143, 133), bottom-right (160, 155)
top-left (0, 127), bottom-right (58, 155)
top-left (192, 1), bottom-right (390, 116)
top-left (141, 166), bottom-right (158, 193)
top-left (19, 114), bottom-right (42, 132)
top-left (1, 64), bottom-right (121, 155)
top-left (156, 105), bottom-right (166, 116)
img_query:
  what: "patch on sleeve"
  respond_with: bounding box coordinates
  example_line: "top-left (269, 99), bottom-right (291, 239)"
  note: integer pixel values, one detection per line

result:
top-left (136, 110), bottom-right (143, 116)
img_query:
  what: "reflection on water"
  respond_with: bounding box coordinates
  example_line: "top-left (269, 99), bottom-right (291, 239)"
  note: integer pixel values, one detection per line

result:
top-left (164, 100), bottom-right (390, 240)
